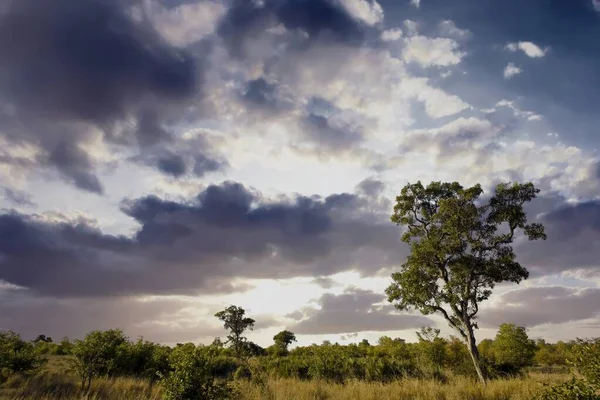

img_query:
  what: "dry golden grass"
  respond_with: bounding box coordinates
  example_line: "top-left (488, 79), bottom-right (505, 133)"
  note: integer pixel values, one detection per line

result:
top-left (0, 371), bottom-right (569, 400)
top-left (237, 373), bottom-right (569, 400)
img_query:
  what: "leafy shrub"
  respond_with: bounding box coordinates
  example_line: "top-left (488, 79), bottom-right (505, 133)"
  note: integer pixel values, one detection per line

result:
top-left (161, 343), bottom-right (238, 400)
top-left (125, 339), bottom-right (171, 384)
top-left (71, 329), bottom-right (130, 392)
top-left (0, 331), bottom-right (45, 382)
top-left (536, 339), bottom-right (600, 400)
top-left (537, 377), bottom-right (599, 400)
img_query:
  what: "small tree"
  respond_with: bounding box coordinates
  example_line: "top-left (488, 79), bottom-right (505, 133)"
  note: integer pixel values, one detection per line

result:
top-left (0, 331), bottom-right (45, 381)
top-left (162, 343), bottom-right (238, 400)
top-left (33, 334), bottom-right (53, 343)
top-left (71, 329), bottom-right (129, 393)
top-left (386, 181), bottom-right (546, 383)
top-left (273, 330), bottom-right (297, 354)
top-left (415, 327), bottom-right (447, 369)
top-left (215, 306), bottom-right (255, 360)
top-left (126, 338), bottom-right (171, 386)
top-left (492, 323), bottom-right (536, 375)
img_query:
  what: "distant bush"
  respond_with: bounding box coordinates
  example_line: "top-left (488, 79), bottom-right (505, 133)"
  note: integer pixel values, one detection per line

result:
top-left (161, 343), bottom-right (238, 400)
top-left (71, 329), bottom-right (130, 392)
top-left (0, 331), bottom-right (45, 382)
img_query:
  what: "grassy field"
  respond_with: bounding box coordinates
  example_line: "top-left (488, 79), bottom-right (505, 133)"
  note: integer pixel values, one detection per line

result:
top-left (0, 359), bottom-right (570, 400)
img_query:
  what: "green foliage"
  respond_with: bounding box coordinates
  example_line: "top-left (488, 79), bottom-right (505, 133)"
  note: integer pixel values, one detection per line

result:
top-left (0, 331), bottom-right (45, 381)
top-left (162, 343), bottom-right (238, 400)
top-left (71, 329), bottom-right (129, 392)
top-left (415, 327), bottom-right (447, 370)
top-left (215, 305), bottom-right (256, 360)
top-left (537, 377), bottom-right (599, 400)
top-left (125, 338), bottom-right (171, 383)
top-left (536, 338), bottom-right (600, 400)
top-left (386, 180), bottom-right (546, 382)
top-left (491, 323), bottom-right (536, 375)
top-left (56, 337), bottom-right (74, 356)
top-left (273, 330), bottom-right (297, 354)
top-left (570, 339), bottom-right (600, 387)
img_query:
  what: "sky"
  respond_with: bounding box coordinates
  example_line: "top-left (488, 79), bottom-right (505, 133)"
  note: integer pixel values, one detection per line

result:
top-left (1, 0), bottom-right (600, 348)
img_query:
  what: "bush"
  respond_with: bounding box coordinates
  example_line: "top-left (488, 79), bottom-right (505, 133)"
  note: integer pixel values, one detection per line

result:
top-left (536, 339), bottom-right (600, 400)
top-left (125, 339), bottom-right (171, 384)
top-left (537, 377), bottom-right (599, 400)
top-left (161, 343), bottom-right (238, 400)
top-left (71, 329), bottom-right (130, 392)
top-left (0, 331), bottom-right (45, 382)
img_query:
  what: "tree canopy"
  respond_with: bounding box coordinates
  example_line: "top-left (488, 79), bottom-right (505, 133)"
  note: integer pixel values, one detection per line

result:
top-left (386, 181), bottom-right (546, 383)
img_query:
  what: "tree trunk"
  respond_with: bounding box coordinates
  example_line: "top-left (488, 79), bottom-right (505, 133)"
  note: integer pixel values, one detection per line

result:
top-left (466, 326), bottom-right (486, 384)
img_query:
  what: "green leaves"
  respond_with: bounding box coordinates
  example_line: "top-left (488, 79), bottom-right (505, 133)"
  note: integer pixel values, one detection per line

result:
top-left (387, 180), bottom-right (547, 383)
top-left (0, 331), bottom-right (45, 381)
top-left (162, 344), bottom-right (238, 400)
top-left (215, 305), bottom-right (256, 360)
top-left (387, 180), bottom-right (546, 329)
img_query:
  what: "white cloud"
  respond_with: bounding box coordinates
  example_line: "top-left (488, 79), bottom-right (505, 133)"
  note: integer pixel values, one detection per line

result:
top-left (380, 28), bottom-right (403, 41)
top-left (336, 0), bottom-right (384, 25)
top-left (402, 36), bottom-right (465, 67)
top-left (505, 41), bottom-right (548, 58)
top-left (438, 20), bottom-right (471, 39)
top-left (410, 0), bottom-right (421, 8)
top-left (403, 20), bottom-right (419, 36)
top-left (400, 77), bottom-right (471, 118)
top-left (593, 0), bottom-right (600, 11)
top-left (504, 62), bottom-right (522, 79)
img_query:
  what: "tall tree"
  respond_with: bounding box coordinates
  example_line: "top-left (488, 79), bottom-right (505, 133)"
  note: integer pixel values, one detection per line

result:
top-left (215, 305), bottom-right (255, 360)
top-left (273, 330), bottom-right (297, 353)
top-left (385, 181), bottom-right (546, 383)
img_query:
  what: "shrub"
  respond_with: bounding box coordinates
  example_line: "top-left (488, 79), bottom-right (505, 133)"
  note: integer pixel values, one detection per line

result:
top-left (0, 330), bottom-right (45, 382)
top-left (161, 343), bottom-right (238, 400)
top-left (536, 339), bottom-right (600, 400)
top-left (70, 329), bottom-right (130, 392)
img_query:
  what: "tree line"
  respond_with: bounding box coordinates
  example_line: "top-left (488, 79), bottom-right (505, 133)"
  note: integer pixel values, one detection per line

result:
top-left (1, 180), bottom-right (599, 399)
top-left (1, 311), bottom-right (599, 399)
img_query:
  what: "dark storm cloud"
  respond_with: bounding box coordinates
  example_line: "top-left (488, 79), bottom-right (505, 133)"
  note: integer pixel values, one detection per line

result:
top-left (0, 0), bottom-right (202, 191)
top-left (0, 180), bottom-right (408, 297)
top-left (288, 287), bottom-right (433, 335)
top-left (130, 133), bottom-right (229, 178)
top-left (516, 199), bottom-right (600, 276)
top-left (480, 286), bottom-right (600, 328)
top-left (48, 141), bottom-right (105, 194)
top-left (157, 154), bottom-right (188, 177)
top-left (217, 0), bottom-right (371, 59)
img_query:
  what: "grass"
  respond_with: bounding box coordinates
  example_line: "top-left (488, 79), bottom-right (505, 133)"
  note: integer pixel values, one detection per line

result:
top-left (0, 356), bottom-right (572, 400)
top-left (0, 371), bottom-right (569, 400)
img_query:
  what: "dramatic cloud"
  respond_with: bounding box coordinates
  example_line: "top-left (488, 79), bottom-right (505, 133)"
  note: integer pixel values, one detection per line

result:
top-left (1, 0), bottom-right (599, 343)
top-left (481, 286), bottom-right (600, 328)
top-left (516, 200), bottom-right (600, 277)
top-left (0, 0), bottom-right (202, 191)
top-left (0, 180), bottom-right (407, 298)
top-left (288, 288), bottom-right (433, 334)
top-left (505, 41), bottom-right (548, 58)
